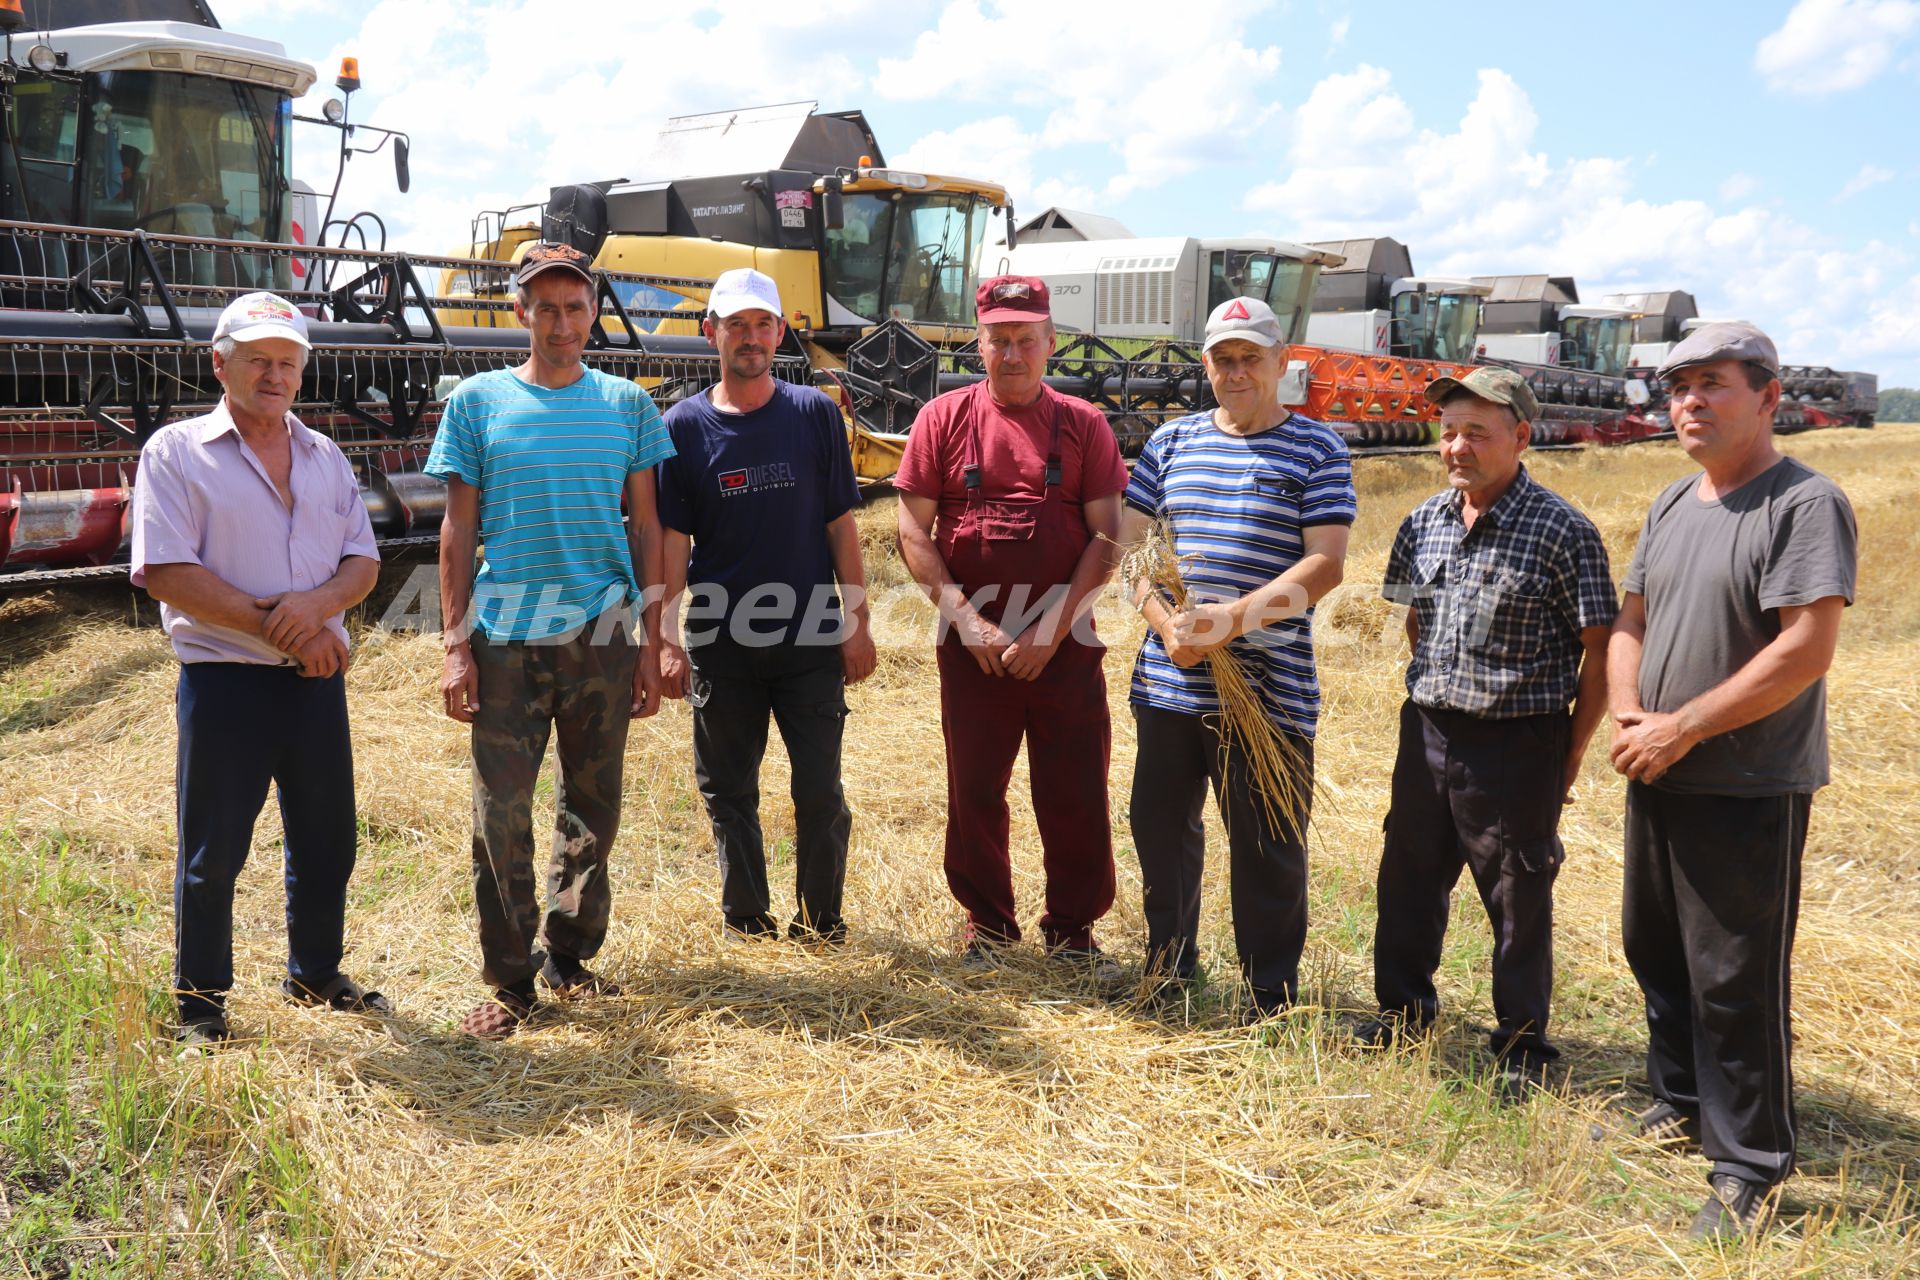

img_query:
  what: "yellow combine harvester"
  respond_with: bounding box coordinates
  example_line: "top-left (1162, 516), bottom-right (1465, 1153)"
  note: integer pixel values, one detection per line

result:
top-left (440, 102), bottom-right (1012, 480)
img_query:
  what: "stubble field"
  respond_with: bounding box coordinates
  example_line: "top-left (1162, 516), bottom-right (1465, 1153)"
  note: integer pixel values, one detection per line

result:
top-left (2, 424), bottom-right (1917, 1278)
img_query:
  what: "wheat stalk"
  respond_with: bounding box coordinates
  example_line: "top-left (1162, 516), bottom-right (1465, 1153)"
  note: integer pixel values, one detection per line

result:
top-left (1119, 521), bottom-right (1312, 834)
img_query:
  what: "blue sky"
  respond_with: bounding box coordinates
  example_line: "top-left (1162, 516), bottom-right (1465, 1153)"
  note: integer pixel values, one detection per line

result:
top-left (223, 0), bottom-right (1919, 385)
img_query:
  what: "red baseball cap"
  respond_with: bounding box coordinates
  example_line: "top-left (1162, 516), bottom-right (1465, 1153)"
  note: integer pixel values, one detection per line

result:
top-left (976, 274), bottom-right (1051, 325)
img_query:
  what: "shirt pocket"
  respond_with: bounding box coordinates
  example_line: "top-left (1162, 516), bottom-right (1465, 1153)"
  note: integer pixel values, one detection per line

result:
top-left (1247, 466), bottom-right (1305, 520)
top-left (1478, 564), bottom-right (1552, 654)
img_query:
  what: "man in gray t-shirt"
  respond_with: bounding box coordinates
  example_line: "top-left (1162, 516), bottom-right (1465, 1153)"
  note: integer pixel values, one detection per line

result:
top-left (1606, 322), bottom-right (1856, 1242)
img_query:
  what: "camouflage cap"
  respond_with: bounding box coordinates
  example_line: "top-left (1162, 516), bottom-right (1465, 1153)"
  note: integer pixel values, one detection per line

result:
top-left (1655, 320), bottom-right (1779, 380)
top-left (1424, 366), bottom-right (1540, 422)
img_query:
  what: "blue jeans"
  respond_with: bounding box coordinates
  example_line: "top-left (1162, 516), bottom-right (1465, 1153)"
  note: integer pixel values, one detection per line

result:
top-left (173, 663), bottom-right (358, 1021)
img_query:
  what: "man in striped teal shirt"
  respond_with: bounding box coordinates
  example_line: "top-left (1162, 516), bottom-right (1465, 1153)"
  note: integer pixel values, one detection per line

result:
top-left (1120, 296), bottom-right (1355, 1022)
top-left (427, 242), bottom-right (676, 1040)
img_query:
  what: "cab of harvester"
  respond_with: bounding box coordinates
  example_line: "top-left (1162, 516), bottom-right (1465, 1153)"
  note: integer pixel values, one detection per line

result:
top-left (0, 1), bottom-right (314, 290)
top-left (1556, 306), bottom-right (1639, 378)
top-left (999, 231), bottom-right (1338, 343)
top-left (1388, 277), bottom-right (1490, 363)
top-left (449, 102), bottom-right (1012, 353)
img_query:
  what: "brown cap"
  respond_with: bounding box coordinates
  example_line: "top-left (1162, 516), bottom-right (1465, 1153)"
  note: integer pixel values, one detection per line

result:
top-left (1424, 366), bottom-right (1540, 422)
top-left (976, 274), bottom-right (1051, 325)
top-left (1655, 320), bottom-right (1779, 380)
top-left (514, 241), bottom-right (594, 289)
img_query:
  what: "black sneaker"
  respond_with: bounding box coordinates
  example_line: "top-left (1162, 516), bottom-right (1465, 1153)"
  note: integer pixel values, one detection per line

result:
top-left (1239, 993), bottom-right (1293, 1027)
top-left (1688, 1173), bottom-right (1770, 1242)
top-left (1589, 1098), bottom-right (1702, 1146)
top-left (724, 914), bottom-right (780, 945)
top-left (958, 940), bottom-right (1004, 972)
top-left (1493, 1057), bottom-right (1552, 1103)
top-left (174, 1013), bottom-right (231, 1055)
top-left (1051, 945), bottom-right (1123, 984)
top-left (788, 918), bottom-right (849, 949)
top-left (1346, 1012), bottom-right (1428, 1049)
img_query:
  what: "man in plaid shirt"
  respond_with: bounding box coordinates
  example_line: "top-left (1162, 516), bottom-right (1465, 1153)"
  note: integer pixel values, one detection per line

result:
top-left (1364, 367), bottom-right (1616, 1094)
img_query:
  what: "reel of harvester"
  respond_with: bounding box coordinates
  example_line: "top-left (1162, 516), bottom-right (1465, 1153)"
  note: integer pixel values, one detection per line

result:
top-left (0, 221), bottom-right (810, 588)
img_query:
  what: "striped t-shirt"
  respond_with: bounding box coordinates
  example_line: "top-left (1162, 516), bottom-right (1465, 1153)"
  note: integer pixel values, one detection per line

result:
top-left (1123, 410), bottom-right (1357, 735)
top-left (425, 367), bottom-right (674, 640)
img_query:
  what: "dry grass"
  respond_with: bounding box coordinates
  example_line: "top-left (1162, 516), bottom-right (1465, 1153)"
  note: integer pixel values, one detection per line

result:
top-left (3, 425), bottom-right (1919, 1277)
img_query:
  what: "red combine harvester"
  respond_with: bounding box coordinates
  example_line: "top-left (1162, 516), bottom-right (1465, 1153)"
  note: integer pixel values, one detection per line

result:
top-left (0, 2), bottom-right (806, 589)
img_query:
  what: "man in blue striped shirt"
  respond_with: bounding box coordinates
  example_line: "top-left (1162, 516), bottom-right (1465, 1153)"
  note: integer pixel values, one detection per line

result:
top-left (1120, 296), bottom-right (1355, 1021)
top-left (427, 242), bottom-right (676, 1039)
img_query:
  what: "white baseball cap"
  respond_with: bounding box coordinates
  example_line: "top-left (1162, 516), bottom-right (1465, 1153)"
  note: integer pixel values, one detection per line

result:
top-left (1202, 295), bottom-right (1285, 353)
top-left (707, 268), bottom-right (782, 320)
top-left (213, 291), bottom-right (311, 350)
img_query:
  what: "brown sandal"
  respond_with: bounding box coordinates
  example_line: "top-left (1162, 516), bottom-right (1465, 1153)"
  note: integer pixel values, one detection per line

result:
top-left (540, 956), bottom-right (623, 999)
top-left (459, 988), bottom-right (535, 1040)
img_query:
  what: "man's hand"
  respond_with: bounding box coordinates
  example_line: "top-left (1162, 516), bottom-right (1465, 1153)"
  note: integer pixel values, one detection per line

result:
top-left (1001, 616), bottom-right (1063, 682)
top-left (255, 589), bottom-right (332, 654)
top-left (1561, 747), bottom-right (1585, 804)
top-left (658, 639), bottom-right (691, 701)
top-left (841, 616), bottom-right (878, 686)
top-left (955, 608), bottom-right (1014, 677)
top-left (1160, 603), bottom-right (1235, 668)
top-left (630, 646), bottom-right (663, 719)
top-left (441, 642), bottom-right (480, 723)
top-left (293, 629), bottom-right (348, 678)
top-left (1609, 709), bottom-right (1698, 784)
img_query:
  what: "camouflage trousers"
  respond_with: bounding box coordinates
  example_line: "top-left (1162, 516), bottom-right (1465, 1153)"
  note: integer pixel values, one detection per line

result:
top-left (469, 622), bottom-right (636, 990)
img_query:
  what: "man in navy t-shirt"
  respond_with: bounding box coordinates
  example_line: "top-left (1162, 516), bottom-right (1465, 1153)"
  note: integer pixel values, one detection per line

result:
top-left (657, 268), bottom-right (875, 945)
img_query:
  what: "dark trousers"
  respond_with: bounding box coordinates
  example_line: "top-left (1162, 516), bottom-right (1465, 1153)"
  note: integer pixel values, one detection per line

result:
top-left (1129, 702), bottom-right (1314, 1010)
top-left (936, 641), bottom-right (1115, 950)
top-left (1624, 782), bottom-right (1808, 1186)
top-left (1374, 700), bottom-right (1568, 1063)
top-left (173, 663), bottom-right (357, 1022)
top-left (470, 625), bottom-right (636, 990)
top-left (690, 635), bottom-right (851, 933)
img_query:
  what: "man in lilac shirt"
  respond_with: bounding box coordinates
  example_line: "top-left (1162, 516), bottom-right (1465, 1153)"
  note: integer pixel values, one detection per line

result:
top-left (131, 292), bottom-right (385, 1050)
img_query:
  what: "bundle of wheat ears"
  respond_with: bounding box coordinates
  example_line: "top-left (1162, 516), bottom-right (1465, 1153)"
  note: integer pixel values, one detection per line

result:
top-left (1119, 521), bottom-right (1313, 833)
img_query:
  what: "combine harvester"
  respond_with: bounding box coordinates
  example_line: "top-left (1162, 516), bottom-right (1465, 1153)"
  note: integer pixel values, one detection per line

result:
top-left (442, 100), bottom-right (1016, 481)
top-left (994, 219), bottom-right (1477, 450)
top-left (0, 1), bottom-right (804, 588)
top-left (1304, 242), bottom-right (1658, 447)
top-left (1605, 290), bottom-right (1878, 432)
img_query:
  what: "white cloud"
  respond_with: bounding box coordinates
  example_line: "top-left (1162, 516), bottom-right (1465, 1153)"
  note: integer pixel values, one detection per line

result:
top-left (1330, 16), bottom-right (1351, 46)
top-left (873, 0), bottom-right (1284, 202)
top-left (1837, 163), bottom-right (1896, 199)
top-left (1720, 173), bottom-right (1758, 201)
top-left (1755, 0), bottom-right (1920, 95)
top-left (1243, 64), bottom-right (1915, 380)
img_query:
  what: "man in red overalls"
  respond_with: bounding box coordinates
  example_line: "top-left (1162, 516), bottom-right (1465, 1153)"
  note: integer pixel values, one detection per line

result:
top-left (896, 275), bottom-right (1129, 977)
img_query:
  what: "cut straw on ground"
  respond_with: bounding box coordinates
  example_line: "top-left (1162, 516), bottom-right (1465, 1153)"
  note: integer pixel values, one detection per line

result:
top-left (1, 426), bottom-right (1917, 1278)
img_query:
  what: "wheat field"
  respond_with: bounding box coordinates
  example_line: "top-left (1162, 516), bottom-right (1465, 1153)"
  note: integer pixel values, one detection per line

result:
top-left (2, 425), bottom-right (1917, 1278)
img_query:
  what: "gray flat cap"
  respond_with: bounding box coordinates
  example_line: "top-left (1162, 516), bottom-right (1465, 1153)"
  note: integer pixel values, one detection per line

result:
top-left (1656, 320), bottom-right (1779, 380)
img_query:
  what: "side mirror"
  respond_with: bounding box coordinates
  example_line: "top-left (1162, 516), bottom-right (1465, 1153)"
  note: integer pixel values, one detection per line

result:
top-left (393, 137), bottom-right (411, 194)
top-left (1625, 377), bottom-right (1651, 407)
top-left (1277, 359), bottom-right (1311, 407)
top-left (821, 175), bottom-right (844, 231)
